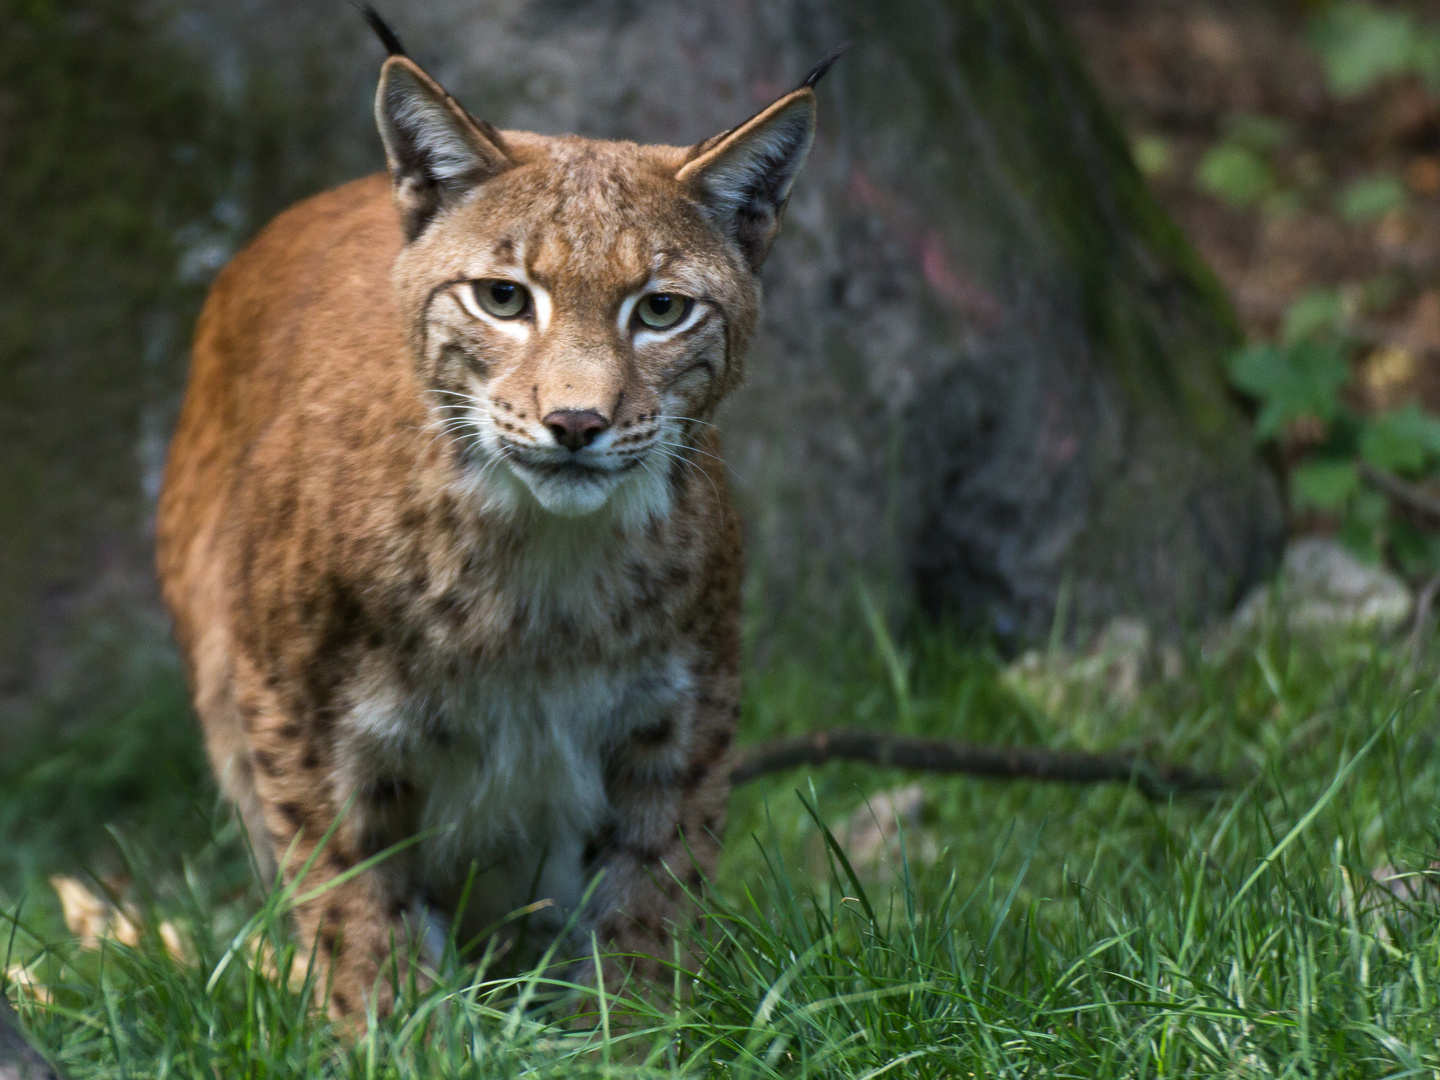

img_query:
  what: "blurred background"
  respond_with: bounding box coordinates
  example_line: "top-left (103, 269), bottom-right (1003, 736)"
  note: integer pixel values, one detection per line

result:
top-left (5, 0), bottom-right (1440, 858)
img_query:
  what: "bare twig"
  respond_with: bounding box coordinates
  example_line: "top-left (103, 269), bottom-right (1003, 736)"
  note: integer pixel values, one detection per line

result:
top-left (0, 997), bottom-right (61, 1080)
top-left (1409, 572), bottom-right (1440, 667)
top-left (728, 730), bottom-right (1225, 800)
top-left (1358, 461), bottom-right (1440, 521)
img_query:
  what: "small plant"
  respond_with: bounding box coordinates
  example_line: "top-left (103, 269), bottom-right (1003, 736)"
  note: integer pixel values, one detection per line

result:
top-left (1227, 291), bottom-right (1440, 571)
top-left (1196, 113), bottom-right (1295, 211)
top-left (1308, 1), bottom-right (1440, 98)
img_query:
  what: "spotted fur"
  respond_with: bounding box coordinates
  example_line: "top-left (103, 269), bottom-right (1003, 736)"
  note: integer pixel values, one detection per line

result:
top-left (156, 44), bottom-right (825, 1020)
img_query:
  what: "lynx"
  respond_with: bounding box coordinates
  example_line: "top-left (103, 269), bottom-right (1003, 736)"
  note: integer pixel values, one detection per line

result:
top-left (155, 14), bottom-right (834, 1019)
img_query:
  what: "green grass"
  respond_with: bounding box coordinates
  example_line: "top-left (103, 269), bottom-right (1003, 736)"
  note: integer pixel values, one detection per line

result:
top-left (5, 615), bottom-right (1440, 1077)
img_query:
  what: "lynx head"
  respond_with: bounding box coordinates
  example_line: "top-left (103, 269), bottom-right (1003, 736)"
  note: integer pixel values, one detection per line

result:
top-left (370, 21), bottom-right (837, 522)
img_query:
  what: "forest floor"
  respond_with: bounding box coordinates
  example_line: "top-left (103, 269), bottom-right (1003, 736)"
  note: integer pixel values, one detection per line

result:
top-left (8, 2), bottom-right (1440, 1077)
top-left (3, 616), bottom-right (1440, 1076)
top-left (1063, 0), bottom-right (1440, 398)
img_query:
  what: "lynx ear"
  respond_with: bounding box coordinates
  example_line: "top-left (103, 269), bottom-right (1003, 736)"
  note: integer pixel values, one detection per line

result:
top-left (375, 56), bottom-right (512, 241)
top-left (677, 49), bottom-right (842, 268)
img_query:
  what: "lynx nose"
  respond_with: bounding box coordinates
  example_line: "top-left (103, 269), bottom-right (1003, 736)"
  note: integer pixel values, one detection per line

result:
top-left (543, 409), bottom-right (610, 451)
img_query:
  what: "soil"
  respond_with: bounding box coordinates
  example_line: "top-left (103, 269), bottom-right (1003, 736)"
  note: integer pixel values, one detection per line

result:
top-left (1058, 0), bottom-right (1440, 416)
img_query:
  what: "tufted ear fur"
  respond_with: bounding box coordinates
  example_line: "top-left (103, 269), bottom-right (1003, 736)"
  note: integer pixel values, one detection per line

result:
top-left (676, 48), bottom-right (843, 269)
top-left (374, 55), bottom-right (512, 241)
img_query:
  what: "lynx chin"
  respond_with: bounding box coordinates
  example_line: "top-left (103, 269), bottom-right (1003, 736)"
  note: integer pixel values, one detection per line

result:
top-left (155, 11), bottom-right (837, 1021)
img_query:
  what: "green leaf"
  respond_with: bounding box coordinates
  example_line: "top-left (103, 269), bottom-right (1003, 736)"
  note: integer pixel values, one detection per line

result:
top-left (1351, 487), bottom-right (1391, 529)
top-left (1338, 174), bottom-right (1406, 223)
top-left (1414, 26), bottom-right (1440, 90)
top-left (1228, 339), bottom-right (1349, 439)
top-left (1197, 144), bottom-right (1273, 208)
top-left (1227, 342), bottom-right (1288, 398)
top-left (1132, 135), bottom-right (1172, 178)
top-left (1223, 113), bottom-right (1293, 151)
top-left (1359, 403), bottom-right (1440, 473)
top-left (1309, 2), bottom-right (1418, 98)
top-left (1281, 289), bottom-right (1345, 345)
top-left (1290, 460), bottom-right (1360, 511)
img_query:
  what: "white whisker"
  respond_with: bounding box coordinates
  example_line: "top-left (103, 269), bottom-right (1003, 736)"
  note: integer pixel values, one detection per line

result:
top-left (658, 412), bottom-right (721, 432)
top-left (656, 439), bottom-right (739, 481)
top-left (650, 445), bottom-right (722, 508)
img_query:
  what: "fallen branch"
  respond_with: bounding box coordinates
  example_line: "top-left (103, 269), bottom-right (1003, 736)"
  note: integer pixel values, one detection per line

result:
top-left (728, 730), bottom-right (1225, 800)
top-left (1358, 461), bottom-right (1440, 521)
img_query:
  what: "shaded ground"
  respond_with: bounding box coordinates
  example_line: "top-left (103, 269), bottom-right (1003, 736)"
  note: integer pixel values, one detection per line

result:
top-left (1062, 0), bottom-right (1440, 413)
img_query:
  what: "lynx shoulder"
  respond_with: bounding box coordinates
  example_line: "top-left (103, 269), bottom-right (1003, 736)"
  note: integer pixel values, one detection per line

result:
top-left (155, 22), bottom-right (833, 1019)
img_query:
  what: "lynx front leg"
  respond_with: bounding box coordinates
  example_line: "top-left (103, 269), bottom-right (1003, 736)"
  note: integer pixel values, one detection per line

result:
top-left (234, 658), bottom-right (421, 1021)
top-left (586, 668), bottom-right (739, 984)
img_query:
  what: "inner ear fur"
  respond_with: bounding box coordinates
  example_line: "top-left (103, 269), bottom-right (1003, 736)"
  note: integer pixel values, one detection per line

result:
top-left (375, 56), bottom-right (512, 241)
top-left (676, 87), bottom-right (818, 270)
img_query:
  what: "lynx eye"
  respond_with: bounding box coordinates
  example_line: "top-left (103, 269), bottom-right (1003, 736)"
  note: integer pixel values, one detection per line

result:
top-left (472, 279), bottom-right (530, 319)
top-left (635, 293), bottom-right (691, 330)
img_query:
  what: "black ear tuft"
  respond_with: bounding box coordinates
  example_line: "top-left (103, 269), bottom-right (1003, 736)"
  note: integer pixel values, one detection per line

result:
top-left (799, 44), bottom-right (849, 90)
top-left (359, 4), bottom-right (406, 57)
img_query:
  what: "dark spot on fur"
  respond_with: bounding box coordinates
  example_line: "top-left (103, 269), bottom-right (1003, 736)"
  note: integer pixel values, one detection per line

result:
top-left (682, 760), bottom-right (709, 790)
top-left (252, 750), bottom-right (278, 776)
top-left (435, 589), bottom-right (466, 622)
top-left (278, 802), bottom-right (307, 827)
top-left (582, 823), bottom-right (616, 868)
top-left (299, 576), bottom-right (379, 715)
top-left (362, 776), bottom-right (414, 804)
top-left (331, 990), bottom-right (351, 1013)
top-left (633, 716), bottom-right (675, 747)
top-left (279, 720), bottom-right (303, 739)
top-left (301, 748), bottom-right (320, 771)
top-left (461, 548), bottom-right (481, 576)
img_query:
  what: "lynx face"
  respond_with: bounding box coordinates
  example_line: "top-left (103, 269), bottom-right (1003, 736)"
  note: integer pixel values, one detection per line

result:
top-left (378, 55), bottom-right (820, 520)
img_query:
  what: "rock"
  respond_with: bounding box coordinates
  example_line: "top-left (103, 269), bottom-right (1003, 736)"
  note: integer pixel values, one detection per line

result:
top-left (1231, 537), bottom-right (1413, 634)
top-left (840, 783), bottom-right (938, 873)
top-left (1002, 614), bottom-right (1180, 721)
